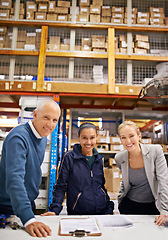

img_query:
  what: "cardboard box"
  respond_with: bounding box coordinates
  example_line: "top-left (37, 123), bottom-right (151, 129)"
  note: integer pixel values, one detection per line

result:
top-left (79, 0), bottom-right (90, 6)
top-left (120, 40), bottom-right (127, 48)
top-left (98, 129), bottom-right (107, 137)
top-left (35, 12), bottom-right (46, 20)
top-left (111, 18), bottom-right (123, 24)
top-left (0, 9), bottom-right (9, 19)
top-left (38, 3), bottom-right (48, 12)
top-left (47, 43), bottom-right (60, 50)
top-left (17, 30), bottom-right (27, 42)
top-left (90, 5), bottom-right (101, 15)
top-left (97, 135), bottom-right (109, 144)
top-left (26, 34), bottom-right (36, 44)
top-left (112, 7), bottom-right (124, 13)
top-left (119, 47), bottom-right (127, 53)
top-left (104, 168), bottom-right (121, 192)
top-left (26, 11), bottom-right (34, 20)
top-left (165, 17), bottom-right (168, 26)
top-left (137, 17), bottom-right (149, 25)
top-left (135, 41), bottom-right (150, 50)
top-left (0, 0), bottom-right (12, 9)
top-left (55, 7), bottom-right (69, 14)
top-left (96, 144), bottom-right (109, 151)
top-left (149, 7), bottom-right (164, 13)
top-left (150, 18), bottom-right (164, 25)
top-left (78, 14), bottom-right (89, 22)
top-left (24, 44), bottom-right (36, 51)
top-left (75, 45), bottom-right (81, 51)
top-left (125, 7), bottom-right (137, 14)
top-left (135, 34), bottom-right (148, 42)
top-left (141, 138), bottom-right (152, 144)
top-left (60, 43), bottom-right (70, 50)
top-left (48, 1), bottom-right (56, 12)
top-left (57, 14), bottom-right (68, 21)
top-left (110, 136), bottom-right (121, 144)
top-left (112, 13), bottom-right (124, 19)
top-left (137, 12), bottom-right (149, 18)
top-left (81, 37), bottom-right (92, 47)
top-left (0, 26), bottom-right (7, 35)
top-left (119, 34), bottom-right (127, 41)
top-left (150, 12), bottom-right (165, 18)
top-left (133, 48), bottom-right (147, 54)
top-left (101, 6), bottom-right (111, 17)
top-left (81, 46), bottom-right (92, 51)
top-left (92, 35), bottom-right (105, 48)
top-left (26, 2), bottom-right (37, 12)
top-left (110, 144), bottom-right (123, 151)
top-left (92, 48), bottom-right (106, 52)
top-left (16, 41), bottom-right (25, 49)
top-left (92, 0), bottom-right (103, 6)
top-left (79, 6), bottom-right (90, 15)
top-left (57, 1), bottom-right (70, 8)
top-left (49, 36), bottom-right (60, 44)
top-left (35, 0), bottom-right (49, 2)
top-left (47, 13), bottom-right (57, 21)
top-left (90, 14), bottom-right (100, 23)
top-left (101, 16), bottom-right (111, 23)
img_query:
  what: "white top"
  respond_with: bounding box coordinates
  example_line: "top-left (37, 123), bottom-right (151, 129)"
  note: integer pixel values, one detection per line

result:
top-left (1, 215), bottom-right (168, 240)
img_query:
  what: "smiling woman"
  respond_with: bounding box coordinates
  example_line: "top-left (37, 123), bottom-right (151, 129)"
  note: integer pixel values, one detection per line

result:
top-left (115, 120), bottom-right (168, 227)
top-left (41, 122), bottom-right (114, 217)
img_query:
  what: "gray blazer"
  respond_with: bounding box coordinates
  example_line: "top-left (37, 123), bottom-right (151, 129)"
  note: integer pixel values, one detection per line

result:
top-left (115, 144), bottom-right (168, 215)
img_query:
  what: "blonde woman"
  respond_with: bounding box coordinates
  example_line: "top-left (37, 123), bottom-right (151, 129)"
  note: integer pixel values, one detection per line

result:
top-left (115, 120), bottom-right (168, 226)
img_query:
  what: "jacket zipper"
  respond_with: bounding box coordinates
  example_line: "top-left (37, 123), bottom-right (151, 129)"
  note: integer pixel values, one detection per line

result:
top-left (72, 192), bottom-right (82, 210)
top-left (101, 188), bottom-right (106, 200)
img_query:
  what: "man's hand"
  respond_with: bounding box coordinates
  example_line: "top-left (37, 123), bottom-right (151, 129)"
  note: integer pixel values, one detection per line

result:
top-left (25, 221), bottom-right (52, 237)
top-left (41, 211), bottom-right (56, 216)
top-left (154, 214), bottom-right (167, 226)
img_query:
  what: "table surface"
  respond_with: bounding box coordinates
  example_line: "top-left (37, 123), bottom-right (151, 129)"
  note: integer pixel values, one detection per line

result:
top-left (1, 215), bottom-right (167, 240)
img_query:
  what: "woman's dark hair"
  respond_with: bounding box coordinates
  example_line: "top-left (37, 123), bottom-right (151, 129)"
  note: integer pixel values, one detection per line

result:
top-left (78, 122), bottom-right (97, 136)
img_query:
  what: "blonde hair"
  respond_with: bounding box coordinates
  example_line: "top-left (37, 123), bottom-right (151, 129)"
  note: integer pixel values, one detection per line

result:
top-left (118, 120), bottom-right (141, 139)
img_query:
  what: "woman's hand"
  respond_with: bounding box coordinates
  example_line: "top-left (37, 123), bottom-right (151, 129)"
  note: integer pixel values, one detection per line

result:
top-left (41, 211), bottom-right (56, 216)
top-left (154, 214), bottom-right (167, 226)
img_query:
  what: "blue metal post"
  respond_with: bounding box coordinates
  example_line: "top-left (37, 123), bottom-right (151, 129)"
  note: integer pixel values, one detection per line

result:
top-left (61, 109), bottom-right (67, 157)
top-left (48, 123), bottom-right (59, 208)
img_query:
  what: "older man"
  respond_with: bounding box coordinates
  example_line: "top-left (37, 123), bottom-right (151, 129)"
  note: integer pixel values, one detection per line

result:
top-left (0, 100), bottom-right (60, 237)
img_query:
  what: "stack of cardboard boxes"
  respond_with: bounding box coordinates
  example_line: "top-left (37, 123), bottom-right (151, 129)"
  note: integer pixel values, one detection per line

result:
top-left (0, 26), bottom-right (7, 48)
top-left (90, 0), bottom-right (102, 23)
top-left (0, 0), bottom-right (11, 19)
top-left (0, 1), bottom-right (167, 26)
top-left (149, 7), bottom-right (165, 26)
top-left (111, 7), bottom-right (124, 24)
top-left (104, 157), bottom-right (122, 193)
top-left (133, 34), bottom-right (150, 55)
top-left (110, 136), bottom-right (123, 152)
top-left (96, 129), bottom-right (110, 152)
top-left (16, 29), bottom-right (41, 50)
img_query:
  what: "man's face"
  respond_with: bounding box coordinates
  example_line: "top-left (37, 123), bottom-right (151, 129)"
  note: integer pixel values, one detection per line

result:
top-left (33, 103), bottom-right (60, 137)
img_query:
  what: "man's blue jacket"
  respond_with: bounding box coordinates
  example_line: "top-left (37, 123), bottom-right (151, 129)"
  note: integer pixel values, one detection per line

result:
top-left (49, 144), bottom-right (114, 215)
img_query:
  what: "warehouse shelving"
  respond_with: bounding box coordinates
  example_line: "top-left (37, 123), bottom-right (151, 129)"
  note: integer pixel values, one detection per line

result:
top-left (0, 0), bottom-right (167, 96)
top-left (0, 0), bottom-right (168, 211)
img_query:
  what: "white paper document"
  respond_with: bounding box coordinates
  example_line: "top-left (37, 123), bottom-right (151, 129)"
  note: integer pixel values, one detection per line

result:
top-left (59, 217), bottom-right (101, 235)
top-left (96, 215), bottom-right (133, 228)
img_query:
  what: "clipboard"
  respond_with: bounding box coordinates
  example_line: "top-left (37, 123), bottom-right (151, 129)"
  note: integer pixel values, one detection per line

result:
top-left (58, 217), bottom-right (102, 237)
